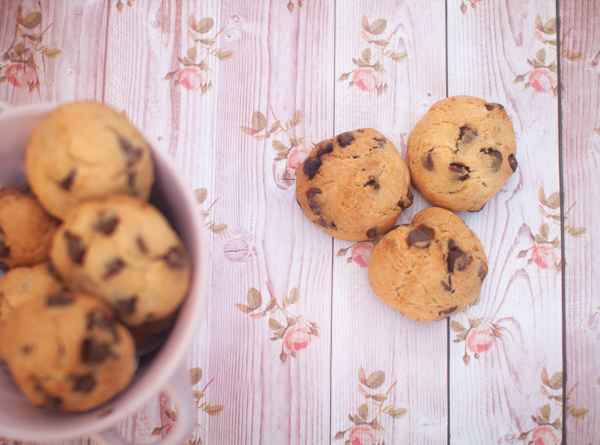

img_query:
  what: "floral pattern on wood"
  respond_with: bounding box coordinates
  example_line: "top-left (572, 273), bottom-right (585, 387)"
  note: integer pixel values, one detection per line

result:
top-left (286, 0), bottom-right (306, 13)
top-left (165, 16), bottom-right (233, 93)
top-left (338, 16), bottom-right (407, 95)
top-left (236, 285), bottom-right (320, 363)
top-left (451, 296), bottom-right (505, 365)
top-left (334, 367), bottom-right (407, 444)
top-left (0, 438), bottom-right (20, 445)
top-left (0, 6), bottom-right (61, 92)
top-left (336, 240), bottom-right (376, 268)
top-left (151, 368), bottom-right (223, 445)
top-left (517, 187), bottom-right (586, 272)
top-left (115, 0), bottom-right (135, 13)
top-left (514, 16), bottom-right (583, 95)
top-left (241, 107), bottom-right (313, 190)
top-left (459, 0), bottom-right (484, 14)
top-left (516, 368), bottom-right (588, 443)
top-left (195, 188), bottom-right (228, 234)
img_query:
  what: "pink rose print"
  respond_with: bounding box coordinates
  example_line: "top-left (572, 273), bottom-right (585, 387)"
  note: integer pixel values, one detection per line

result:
top-left (177, 66), bottom-right (206, 91)
top-left (352, 67), bottom-right (381, 92)
top-left (5, 63), bottom-right (35, 88)
top-left (528, 68), bottom-right (557, 93)
top-left (283, 325), bottom-right (312, 352)
top-left (531, 426), bottom-right (561, 445)
top-left (348, 425), bottom-right (377, 445)
top-left (351, 243), bottom-right (373, 268)
top-left (465, 326), bottom-right (495, 354)
top-left (531, 244), bottom-right (560, 269)
top-left (286, 145), bottom-right (311, 171)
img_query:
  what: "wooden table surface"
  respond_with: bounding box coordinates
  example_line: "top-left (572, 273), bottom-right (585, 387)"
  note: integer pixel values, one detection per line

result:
top-left (1, 1), bottom-right (599, 444)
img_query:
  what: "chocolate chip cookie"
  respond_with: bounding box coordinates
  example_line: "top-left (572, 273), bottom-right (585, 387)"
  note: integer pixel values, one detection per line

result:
top-left (49, 194), bottom-right (190, 327)
top-left (295, 129), bottom-right (413, 241)
top-left (0, 291), bottom-right (136, 412)
top-left (407, 96), bottom-right (517, 212)
top-left (26, 101), bottom-right (154, 219)
top-left (0, 263), bottom-right (64, 328)
top-left (368, 207), bottom-right (487, 321)
top-left (0, 188), bottom-right (59, 270)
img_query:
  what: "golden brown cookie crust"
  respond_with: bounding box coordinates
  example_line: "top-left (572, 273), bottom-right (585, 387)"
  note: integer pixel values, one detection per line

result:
top-left (296, 129), bottom-right (413, 241)
top-left (49, 194), bottom-right (190, 326)
top-left (26, 101), bottom-right (154, 219)
top-left (0, 291), bottom-right (135, 412)
top-left (368, 207), bottom-right (487, 321)
top-left (0, 188), bottom-right (59, 270)
top-left (407, 96), bottom-right (517, 212)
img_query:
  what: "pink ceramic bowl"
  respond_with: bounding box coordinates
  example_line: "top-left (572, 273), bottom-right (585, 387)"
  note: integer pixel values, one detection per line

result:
top-left (0, 103), bottom-right (208, 445)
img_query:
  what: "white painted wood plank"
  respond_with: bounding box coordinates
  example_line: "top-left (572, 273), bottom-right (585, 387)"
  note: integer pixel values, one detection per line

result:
top-left (332, 2), bottom-right (448, 444)
top-left (447, 1), bottom-right (563, 443)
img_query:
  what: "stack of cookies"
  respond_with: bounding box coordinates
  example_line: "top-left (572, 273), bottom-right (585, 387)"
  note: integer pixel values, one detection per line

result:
top-left (296, 96), bottom-right (517, 322)
top-left (0, 101), bottom-right (191, 412)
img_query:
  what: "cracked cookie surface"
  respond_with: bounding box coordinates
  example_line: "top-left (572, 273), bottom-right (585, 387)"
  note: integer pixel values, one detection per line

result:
top-left (26, 101), bottom-right (154, 219)
top-left (0, 291), bottom-right (135, 412)
top-left (49, 195), bottom-right (190, 327)
top-left (368, 207), bottom-right (487, 322)
top-left (295, 129), bottom-right (413, 241)
top-left (407, 96), bottom-right (517, 212)
top-left (0, 188), bottom-right (59, 270)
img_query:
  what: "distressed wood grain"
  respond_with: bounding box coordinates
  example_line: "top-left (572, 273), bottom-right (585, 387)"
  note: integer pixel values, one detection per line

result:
top-left (447, 1), bottom-right (563, 443)
top-left (203, 0), bottom-right (334, 443)
top-left (331, 2), bottom-right (448, 444)
top-left (560, 0), bottom-right (600, 443)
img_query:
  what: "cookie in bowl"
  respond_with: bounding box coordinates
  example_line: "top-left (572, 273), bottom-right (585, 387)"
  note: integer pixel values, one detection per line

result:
top-left (49, 194), bottom-right (191, 329)
top-left (368, 207), bottom-right (487, 322)
top-left (0, 188), bottom-right (59, 270)
top-left (296, 129), bottom-right (413, 241)
top-left (0, 291), bottom-right (136, 412)
top-left (407, 95), bottom-right (517, 212)
top-left (26, 101), bottom-right (154, 220)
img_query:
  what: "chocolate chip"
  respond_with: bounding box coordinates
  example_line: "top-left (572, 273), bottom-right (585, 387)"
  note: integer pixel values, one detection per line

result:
top-left (316, 142), bottom-right (333, 158)
top-left (46, 291), bottom-right (74, 307)
top-left (449, 163), bottom-right (470, 181)
top-left (302, 156), bottom-right (322, 180)
top-left (59, 170), bottom-right (76, 190)
top-left (366, 227), bottom-right (378, 239)
top-left (441, 276), bottom-right (452, 291)
top-left (458, 126), bottom-right (478, 145)
top-left (87, 309), bottom-right (118, 340)
top-left (103, 258), bottom-right (125, 279)
top-left (407, 226), bottom-right (435, 249)
top-left (115, 296), bottom-right (137, 314)
top-left (306, 188), bottom-right (322, 213)
top-left (44, 394), bottom-right (63, 408)
top-left (118, 136), bottom-right (142, 166)
top-left (485, 102), bottom-right (504, 111)
top-left (365, 179), bottom-right (380, 190)
top-left (163, 246), bottom-right (187, 269)
top-left (447, 240), bottom-right (471, 272)
top-left (478, 266), bottom-right (487, 282)
top-left (316, 216), bottom-right (328, 228)
top-left (0, 239), bottom-right (9, 258)
top-left (439, 306), bottom-right (458, 316)
top-left (137, 236), bottom-right (149, 254)
top-left (0, 262), bottom-right (8, 272)
top-left (398, 189), bottom-right (414, 209)
top-left (64, 231), bottom-right (86, 265)
top-left (423, 149), bottom-right (434, 170)
top-left (373, 137), bottom-right (386, 149)
top-left (21, 345), bottom-right (33, 355)
top-left (127, 170), bottom-right (137, 191)
top-left (70, 374), bottom-right (96, 393)
top-left (480, 147), bottom-right (503, 172)
top-left (94, 212), bottom-right (119, 235)
top-left (331, 221), bottom-right (337, 229)
top-left (337, 132), bottom-right (355, 147)
top-left (81, 339), bottom-right (112, 364)
top-left (508, 154), bottom-right (518, 172)
top-left (47, 261), bottom-right (61, 280)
